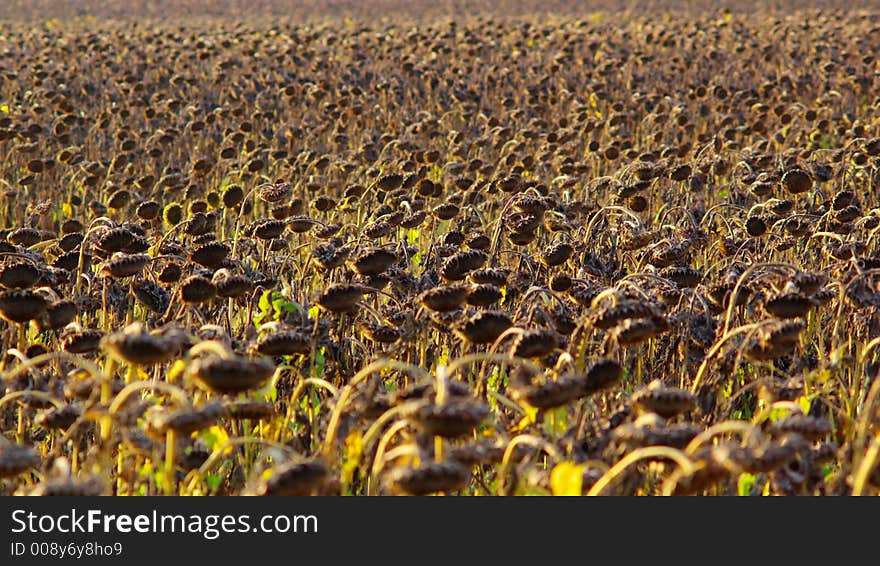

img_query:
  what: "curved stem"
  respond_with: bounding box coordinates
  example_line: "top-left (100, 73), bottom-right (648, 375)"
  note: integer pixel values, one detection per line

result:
top-left (721, 262), bottom-right (798, 337)
top-left (1, 351), bottom-right (102, 383)
top-left (108, 381), bottom-right (192, 414)
top-left (367, 419), bottom-right (413, 495)
top-left (684, 421), bottom-right (765, 455)
top-left (852, 434), bottom-right (880, 496)
top-left (690, 321), bottom-right (772, 392)
top-left (322, 359), bottom-right (430, 460)
top-left (0, 391), bottom-right (63, 411)
top-left (586, 446), bottom-right (696, 496)
top-left (183, 437), bottom-right (300, 494)
top-left (185, 340), bottom-right (235, 361)
top-left (497, 434), bottom-right (562, 494)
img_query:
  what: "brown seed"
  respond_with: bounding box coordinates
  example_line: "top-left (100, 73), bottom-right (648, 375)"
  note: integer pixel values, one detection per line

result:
top-left (212, 270), bottom-right (253, 298)
top-left (835, 204), bottom-right (860, 224)
top-left (512, 328), bottom-right (558, 358)
top-left (612, 421), bottom-right (701, 449)
top-left (0, 262), bottom-right (41, 289)
top-left (466, 284), bottom-right (503, 308)
top-left (99, 253), bottom-right (150, 278)
top-left (0, 444), bottom-right (41, 478)
top-left (541, 241), bottom-right (574, 267)
top-left (28, 476), bottom-right (104, 496)
top-left (148, 403), bottom-right (227, 436)
top-left (362, 220), bottom-right (392, 239)
top-left (375, 174), bottom-right (404, 191)
top-left (180, 275), bottom-right (217, 304)
top-left (446, 441), bottom-right (506, 466)
top-left (744, 337), bottom-right (797, 362)
top-left (189, 356), bottom-right (276, 394)
top-left (745, 215), bottom-right (767, 237)
top-left (468, 268), bottom-right (508, 286)
top-left (512, 374), bottom-right (585, 409)
top-left (287, 215), bottom-right (316, 233)
top-left (359, 323), bottom-right (400, 344)
top-left (400, 211), bottom-right (427, 229)
top-left (661, 266), bottom-right (702, 288)
top-left (102, 324), bottom-right (176, 365)
top-left (190, 241), bottom-right (230, 268)
top-left (832, 190), bottom-right (854, 211)
top-left (257, 182), bottom-right (292, 204)
top-left (136, 200), bottom-right (162, 221)
top-left (632, 380), bottom-right (696, 418)
top-left (550, 308), bottom-right (577, 335)
top-left (351, 247), bottom-right (397, 277)
top-left (8, 227), bottom-right (43, 247)
top-left (251, 330), bottom-right (311, 356)
top-left (225, 401), bottom-right (275, 421)
top-left (251, 460), bottom-right (328, 496)
top-left (591, 301), bottom-right (662, 330)
top-left (410, 399), bottom-right (490, 438)
top-left (34, 404), bottom-right (81, 429)
top-left (316, 284), bottom-right (368, 313)
top-left (768, 415), bottom-right (831, 442)
top-left (549, 273), bottom-right (572, 292)
top-left (613, 318), bottom-right (663, 346)
top-left (0, 289), bottom-right (48, 323)
top-left (59, 232), bottom-right (84, 252)
top-left (454, 311), bottom-right (512, 344)
top-left (781, 169), bottom-right (812, 194)
top-left (250, 219), bottom-right (286, 240)
top-left (158, 263), bottom-right (183, 284)
top-left (441, 249), bottom-right (487, 281)
top-left (746, 439), bottom-right (801, 473)
top-left (222, 185), bottom-right (245, 208)
top-left (38, 300), bottom-right (79, 331)
top-left (763, 293), bottom-right (815, 318)
top-left (107, 189), bottom-right (131, 209)
top-left (670, 164), bottom-right (692, 181)
top-left (61, 329), bottom-right (104, 354)
top-left (418, 284), bottom-right (469, 312)
top-left (433, 203), bottom-right (460, 220)
top-left (582, 358), bottom-right (624, 395)
top-left (386, 461), bottom-right (469, 495)
top-left (95, 227), bottom-right (135, 253)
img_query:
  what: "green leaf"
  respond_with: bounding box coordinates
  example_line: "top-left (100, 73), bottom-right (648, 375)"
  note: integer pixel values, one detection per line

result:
top-left (258, 289), bottom-right (272, 313)
top-left (271, 293), bottom-right (299, 315)
top-left (738, 473), bottom-right (757, 496)
top-left (204, 473), bottom-right (223, 493)
top-left (550, 462), bottom-right (585, 496)
top-left (315, 350), bottom-right (326, 377)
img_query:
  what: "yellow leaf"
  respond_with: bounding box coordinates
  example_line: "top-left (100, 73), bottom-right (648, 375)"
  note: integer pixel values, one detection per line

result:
top-left (551, 462), bottom-right (585, 496)
top-left (308, 305), bottom-right (320, 320)
top-left (201, 425), bottom-right (232, 454)
top-left (0, 104), bottom-right (9, 114)
top-left (511, 403), bottom-right (539, 432)
top-left (341, 430), bottom-right (364, 487)
top-left (167, 359), bottom-right (186, 383)
top-left (797, 396), bottom-right (811, 415)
